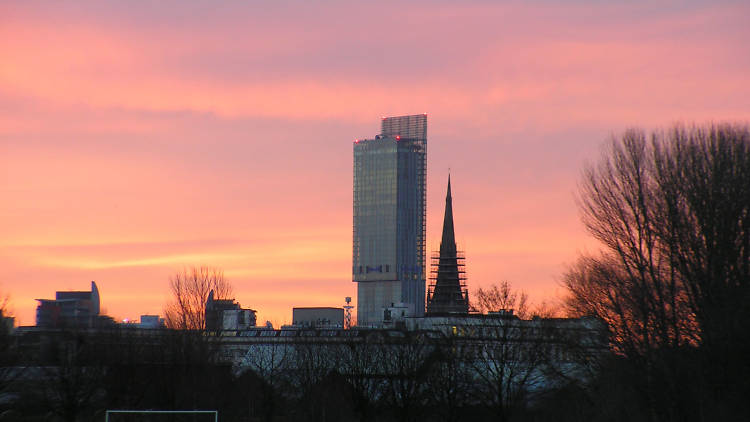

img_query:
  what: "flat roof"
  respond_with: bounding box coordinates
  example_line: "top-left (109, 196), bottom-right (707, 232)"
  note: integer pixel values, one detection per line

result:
top-left (293, 307), bottom-right (343, 310)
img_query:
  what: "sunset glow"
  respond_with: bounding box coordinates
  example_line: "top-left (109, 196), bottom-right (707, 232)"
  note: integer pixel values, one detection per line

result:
top-left (2, 1), bottom-right (749, 326)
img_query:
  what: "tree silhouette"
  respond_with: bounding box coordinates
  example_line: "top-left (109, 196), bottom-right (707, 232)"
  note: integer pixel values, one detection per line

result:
top-left (564, 123), bottom-right (750, 420)
top-left (164, 266), bottom-right (232, 330)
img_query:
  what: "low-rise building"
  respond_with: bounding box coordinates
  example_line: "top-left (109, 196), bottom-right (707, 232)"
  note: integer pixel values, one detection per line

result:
top-left (205, 290), bottom-right (256, 331)
top-left (291, 307), bottom-right (344, 328)
top-left (137, 315), bottom-right (165, 329)
top-left (34, 281), bottom-right (112, 329)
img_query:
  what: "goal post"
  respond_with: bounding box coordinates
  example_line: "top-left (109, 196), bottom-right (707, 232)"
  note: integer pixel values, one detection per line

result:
top-left (105, 410), bottom-right (218, 422)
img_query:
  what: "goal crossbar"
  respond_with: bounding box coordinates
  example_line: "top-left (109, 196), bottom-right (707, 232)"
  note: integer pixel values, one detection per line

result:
top-left (105, 410), bottom-right (218, 422)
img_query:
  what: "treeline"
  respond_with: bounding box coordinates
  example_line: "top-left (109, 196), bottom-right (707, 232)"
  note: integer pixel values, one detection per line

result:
top-left (1, 321), bottom-right (602, 422)
top-left (2, 329), bottom-right (230, 421)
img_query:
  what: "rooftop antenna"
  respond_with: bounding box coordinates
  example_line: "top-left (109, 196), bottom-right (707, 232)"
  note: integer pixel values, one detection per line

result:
top-left (344, 297), bottom-right (354, 329)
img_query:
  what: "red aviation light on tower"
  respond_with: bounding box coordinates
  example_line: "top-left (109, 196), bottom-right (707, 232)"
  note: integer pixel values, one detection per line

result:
top-left (396, 135), bottom-right (401, 140)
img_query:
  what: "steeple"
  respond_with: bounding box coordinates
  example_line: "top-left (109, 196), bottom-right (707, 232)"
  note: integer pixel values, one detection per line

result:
top-left (440, 174), bottom-right (457, 257)
top-left (426, 174), bottom-right (469, 316)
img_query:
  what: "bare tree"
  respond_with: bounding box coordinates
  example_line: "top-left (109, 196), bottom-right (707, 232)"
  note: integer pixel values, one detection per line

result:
top-left (164, 266), bottom-right (232, 330)
top-left (652, 125), bottom-right (750, 386)
top-left (33, 330), bottom-right (108, 422)
top-left (469, 281), bottom-right (557, 422)
top-left (474, 281), bottom-right (530, 317)
top-left (379, 332), bottom-right (439, 422)
top-left (573, 131), bottom-right (692, 353)
top-left (0, 292), bottom-right (21, 417)
top-left (425, 336), bottom-right (473, 422)
top-left (564, 123), bottom-right (750, 420)
top-left (564, 130), bottom-right (696, 421)
top-left (337, 334), bottom-right (388, 422)
top-left (236, 341), bottom-right (293, 422)
top-left (288, 341), bottom-right (345, 421)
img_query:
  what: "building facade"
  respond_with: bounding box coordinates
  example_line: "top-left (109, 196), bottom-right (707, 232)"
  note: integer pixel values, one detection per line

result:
top-left (205, 290), bottom-right (257, 331)
top-left (353, 114), bottom-right (427, 325)
top-left (291, 307), bottom-right (344, 328)
top-left (35, 281), bottom-right (102, 328)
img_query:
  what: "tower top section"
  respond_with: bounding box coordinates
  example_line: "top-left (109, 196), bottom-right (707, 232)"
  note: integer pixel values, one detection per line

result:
top-left (381, 114), bottom-right (427, 142)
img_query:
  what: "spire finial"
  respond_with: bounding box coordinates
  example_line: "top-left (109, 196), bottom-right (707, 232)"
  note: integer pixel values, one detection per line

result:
top-left (446, 172), bottom-right (452, 201)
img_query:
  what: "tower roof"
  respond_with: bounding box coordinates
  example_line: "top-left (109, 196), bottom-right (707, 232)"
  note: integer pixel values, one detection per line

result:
top-left (381, 114), bottom-right (427, 142)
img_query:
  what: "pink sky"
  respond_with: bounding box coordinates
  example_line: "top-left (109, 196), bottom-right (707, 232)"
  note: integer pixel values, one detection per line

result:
top-left (2, 1), bottom-right (749, 326)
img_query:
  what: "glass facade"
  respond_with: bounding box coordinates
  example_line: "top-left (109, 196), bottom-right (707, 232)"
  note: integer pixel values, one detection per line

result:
top-left (353, 115), bottom-right (426, 325)
top-left (381, 114), bottom-right (427, 141)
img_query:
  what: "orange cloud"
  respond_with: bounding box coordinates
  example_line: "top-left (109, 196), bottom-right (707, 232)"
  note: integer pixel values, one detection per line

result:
top-left (2, 0), bottom-right (749, 327)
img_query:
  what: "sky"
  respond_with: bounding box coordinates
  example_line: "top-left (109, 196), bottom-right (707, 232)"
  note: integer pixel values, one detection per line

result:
top-left (1, 0), bottom-right (749, 326)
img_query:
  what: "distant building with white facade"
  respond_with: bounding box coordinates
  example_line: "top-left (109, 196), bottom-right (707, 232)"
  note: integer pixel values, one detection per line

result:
top-left (137, 315), bottom-right (165, 329)
top-left (291, 307), bottom-right (344, 328)
top-left (205, 290), bottom-right (256, 331)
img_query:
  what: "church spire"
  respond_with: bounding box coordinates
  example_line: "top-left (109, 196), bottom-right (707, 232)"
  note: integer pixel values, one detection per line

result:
top-left (440, 174), bottom-right (457, 257)
top-left (427, 174), bottom-right (469, 316)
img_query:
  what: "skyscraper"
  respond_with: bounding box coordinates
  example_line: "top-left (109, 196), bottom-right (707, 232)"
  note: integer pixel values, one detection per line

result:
top-left (353, 114), bottom-right (427, 326)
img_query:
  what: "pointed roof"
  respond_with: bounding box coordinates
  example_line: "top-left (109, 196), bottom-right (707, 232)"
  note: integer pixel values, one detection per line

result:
top-left (440, 174), bottom-right (457, 257)
top-left (427, 174), bottom-right (469, 316)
